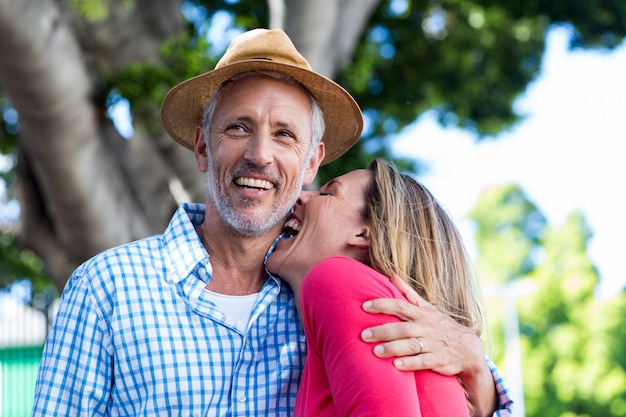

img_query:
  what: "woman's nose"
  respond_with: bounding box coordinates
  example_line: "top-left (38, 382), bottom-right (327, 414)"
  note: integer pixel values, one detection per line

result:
top-left (297, 190), bottom-right (316, 205)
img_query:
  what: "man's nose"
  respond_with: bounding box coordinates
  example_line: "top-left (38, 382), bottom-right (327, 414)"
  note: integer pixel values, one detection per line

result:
top-left (243, 134), bottom-right (273, 165)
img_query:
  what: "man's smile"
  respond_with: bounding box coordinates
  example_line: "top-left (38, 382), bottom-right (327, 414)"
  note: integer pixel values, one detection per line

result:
top-left (235, 176), bottom-right (275, 190)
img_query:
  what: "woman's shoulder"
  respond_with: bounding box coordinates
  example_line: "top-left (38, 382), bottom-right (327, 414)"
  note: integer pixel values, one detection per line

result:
top-left (305, 256), bottom-right (398, 298)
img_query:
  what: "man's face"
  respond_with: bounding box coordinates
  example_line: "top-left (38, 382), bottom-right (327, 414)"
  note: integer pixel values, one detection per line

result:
top-left (196, 75), bottom-right (324, 237)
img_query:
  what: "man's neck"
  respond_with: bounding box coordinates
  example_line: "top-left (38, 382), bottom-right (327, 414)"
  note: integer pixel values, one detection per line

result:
top-left (197, 221), bottom-right (280, 296)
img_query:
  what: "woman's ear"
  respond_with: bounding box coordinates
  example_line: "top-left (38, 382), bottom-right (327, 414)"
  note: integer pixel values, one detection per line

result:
top-left (348, 226), bottom-right (370, 249)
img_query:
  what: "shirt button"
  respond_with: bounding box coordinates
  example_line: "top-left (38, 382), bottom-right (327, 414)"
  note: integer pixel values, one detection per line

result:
top-left (237, 393), bottom-right (246, 403)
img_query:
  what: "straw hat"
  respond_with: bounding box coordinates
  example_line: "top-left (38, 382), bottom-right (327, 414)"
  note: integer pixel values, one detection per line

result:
top-left (160, 28), bottom-right (363, 165)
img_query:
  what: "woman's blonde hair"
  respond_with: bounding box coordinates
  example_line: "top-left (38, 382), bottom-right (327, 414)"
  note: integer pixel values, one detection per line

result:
top-left (364, 159), bottom-right (483, 337)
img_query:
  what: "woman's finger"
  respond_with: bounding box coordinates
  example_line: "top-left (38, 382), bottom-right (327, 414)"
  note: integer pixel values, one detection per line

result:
top-left (362, 298), bottom-right (421, 322)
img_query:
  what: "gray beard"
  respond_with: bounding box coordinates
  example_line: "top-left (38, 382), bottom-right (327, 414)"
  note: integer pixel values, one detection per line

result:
top-left (205, 160), bottom-right (304, 238)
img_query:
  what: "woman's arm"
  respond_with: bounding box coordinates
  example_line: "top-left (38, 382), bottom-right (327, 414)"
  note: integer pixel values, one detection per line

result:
top-left (301, 257), bottom-right (470, 417)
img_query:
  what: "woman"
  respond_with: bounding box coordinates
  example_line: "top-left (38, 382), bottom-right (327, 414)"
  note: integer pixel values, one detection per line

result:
top-left (266, 159), bottom-right (483, 416)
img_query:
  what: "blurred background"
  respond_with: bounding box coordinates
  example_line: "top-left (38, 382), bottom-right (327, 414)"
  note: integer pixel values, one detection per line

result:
top-left (0, 1), bottom-right (624, 416)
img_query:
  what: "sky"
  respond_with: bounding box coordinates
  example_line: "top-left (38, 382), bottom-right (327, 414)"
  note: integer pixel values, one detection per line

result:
top-left (392, 25), bottom-right (626, 298)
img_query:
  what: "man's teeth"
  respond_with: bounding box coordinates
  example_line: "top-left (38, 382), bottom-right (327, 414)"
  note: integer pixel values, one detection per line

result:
top-left (284, 218), bottom-right (301, 235)
top-left (235, 177), bottom-right (274, 190)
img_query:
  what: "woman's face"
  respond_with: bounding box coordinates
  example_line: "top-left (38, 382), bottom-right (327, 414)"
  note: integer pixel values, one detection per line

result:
top-left (266, 169), bottom-right (372, 281)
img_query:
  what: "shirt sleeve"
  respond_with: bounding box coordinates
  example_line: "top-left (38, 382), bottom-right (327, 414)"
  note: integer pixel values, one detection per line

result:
top-left (301, 257), bottom-right (470, 417)
top-left (487, 357), bottom-right (514, 417)
top-left (31, 268), bottom-right (113, 416)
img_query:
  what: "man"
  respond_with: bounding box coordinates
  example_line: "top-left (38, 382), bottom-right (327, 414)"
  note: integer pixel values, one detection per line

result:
top-left (32, 28), bottom-right (512, 416)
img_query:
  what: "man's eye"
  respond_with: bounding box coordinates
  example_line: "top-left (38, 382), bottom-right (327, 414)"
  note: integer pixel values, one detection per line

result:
top-left (227, 124), bottom-right (245, 132)
top-left (275, 130), bottom-right (297, 144)
top-left (318, 192), bottom-right (332, 196)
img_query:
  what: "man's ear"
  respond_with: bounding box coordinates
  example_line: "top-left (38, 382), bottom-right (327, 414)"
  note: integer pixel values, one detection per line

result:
top-left (194, 126), bottom-right (208, 172)
top-left (302, 142), bottom-right (325, 186)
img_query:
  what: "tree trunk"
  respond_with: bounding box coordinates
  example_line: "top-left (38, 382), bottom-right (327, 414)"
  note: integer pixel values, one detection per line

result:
top-left (283, 0), bottom-right (379, 78)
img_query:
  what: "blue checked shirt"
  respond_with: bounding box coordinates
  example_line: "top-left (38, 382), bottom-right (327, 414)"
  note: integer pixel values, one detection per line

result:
top-left (487, 357), bottom-right (514, 417)
top-left (32, 203), bottom-right (513, 417)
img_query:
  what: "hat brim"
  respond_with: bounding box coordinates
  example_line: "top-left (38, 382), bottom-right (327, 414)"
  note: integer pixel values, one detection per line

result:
top-left (160, 60), bottom-right (363, 166)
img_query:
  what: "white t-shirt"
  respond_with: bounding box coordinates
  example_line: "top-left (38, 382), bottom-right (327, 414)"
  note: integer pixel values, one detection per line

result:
top-left (204, 290), bottom-right (259, 331)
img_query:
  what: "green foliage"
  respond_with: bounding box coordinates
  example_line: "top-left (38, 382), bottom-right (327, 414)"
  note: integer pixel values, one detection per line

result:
top-left (478, 0), bottom-right (626, 49)
top-left (68, 0), bottom-right (127, 22)
top-left (103, 0), bottom-right (265, 135)
top-left (340, 0), bottom-right (548, 139)
top-left (105, 30), bottom-right (218, 133)
top-left (335, 0), bottom-right (626, 177)
top-left (189, 0), bottom-right (267, 28)
top-left (0, 230), bottom-right (54, 296)
top-left (68, 0), bottom-right (107, 21)
top-left (518, 213), bottom-right (609, 416)
top-left (0, 98), bottom-right (55, 303)
top-left (0, 98), bottom-right (18, 187)
top-left (469, 184), bottom-right (545, 282)
top-left (472, 184), bottom-right (626, 416)
top-left (605, 291), bottom-right (626, 367)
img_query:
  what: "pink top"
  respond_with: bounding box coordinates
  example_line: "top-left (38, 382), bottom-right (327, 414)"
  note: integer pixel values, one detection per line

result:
top-left (295, 256), bottom-right (470, 417)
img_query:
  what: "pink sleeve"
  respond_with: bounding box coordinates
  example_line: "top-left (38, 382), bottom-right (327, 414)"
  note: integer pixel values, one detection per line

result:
top-left (301, 257), bottom-right (469, 417)
top-left (414, 370), bottom-right (470, 416)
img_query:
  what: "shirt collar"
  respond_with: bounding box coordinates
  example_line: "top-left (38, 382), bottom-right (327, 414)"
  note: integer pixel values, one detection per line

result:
top-left (264, 232), bottom-right (288, 285)
top-left (163, 203), bottom-right (209, 283)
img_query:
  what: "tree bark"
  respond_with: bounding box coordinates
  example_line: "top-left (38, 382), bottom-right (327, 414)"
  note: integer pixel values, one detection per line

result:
top-left (284, 0), bottom-right (380, 78)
